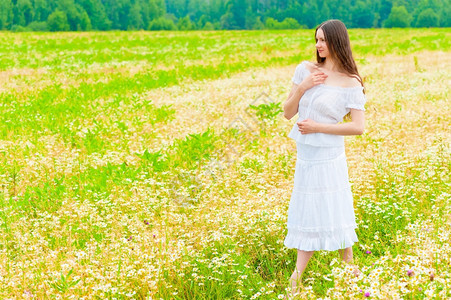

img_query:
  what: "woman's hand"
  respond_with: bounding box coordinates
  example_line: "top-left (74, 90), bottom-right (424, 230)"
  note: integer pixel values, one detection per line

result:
top-left (297, 119), bottom-right (320, 135)
top-left (297, 110), bottom-right (365, 136)
top-left (300, 71), bottom-right (328, 91)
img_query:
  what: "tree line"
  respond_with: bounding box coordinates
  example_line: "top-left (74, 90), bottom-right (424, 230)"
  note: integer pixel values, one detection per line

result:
top-left (0, 0), bottom-right (449, 32)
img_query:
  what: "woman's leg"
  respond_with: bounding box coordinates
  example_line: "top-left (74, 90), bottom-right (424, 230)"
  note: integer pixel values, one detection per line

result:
top-left (285, 250), bottom-right (314, 299)
top-left (339, 247), bottom-right (361, 276)
top-left (339, 246), bottom-right (353, 263)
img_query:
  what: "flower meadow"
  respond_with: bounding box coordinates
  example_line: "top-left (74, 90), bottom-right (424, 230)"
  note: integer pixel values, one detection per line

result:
top-left (0, 29), bottom-right (449, 299)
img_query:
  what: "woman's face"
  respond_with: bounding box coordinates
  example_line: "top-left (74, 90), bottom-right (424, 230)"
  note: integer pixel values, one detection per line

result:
top-left (315, 28), bottom-right (329, 58)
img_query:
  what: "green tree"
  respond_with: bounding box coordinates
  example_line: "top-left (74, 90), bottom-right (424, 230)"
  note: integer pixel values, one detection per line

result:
top-left (166, 0), bottom-right (187, 18)
top-left (33, 0), bottom-right (50, 22)
top-left (13, 0), bottom-right (33, 26)
top-left (20, 0), bottom-right (33, 24)
top-left (415, 8), bottom-right (439, 27)
top-left (149, 0), bottom-right (166, 19)
top-left (352, 1), bottom-right (374, 28)
top-left (1, 0), bottom-right (451, 31)
top-left (276, 2), bottom-right (304, 26)
top-left (128, 3), bottom-right (143, 29)
top-left (196, 14), bottom-right (208, 28)
top-left (321, 2), bottom-right (331, 21)
top-left (138, 0), bottom-right (162, 29)
top-left (265, 17), bottom-right (278, 29)
top-left (57, 0), bottom-right (77, 30)
top-left (56, 0), bottom-right (91, 31)
top-left (47, 9), bottom-right (70, 31)
top-left (209, 0), bottom-right (225, 22)
top-left (0, 0), bottom-right (12, 29)
top-left (220, 12), bottom-right (235, 29)
top-left (439, 5), bottom-right (451, 26)
top-left (102, 0), bottom-right (131, 30)
top-left (250, 16), bottom-right (264, 30)
top-left (335, 0), bottom-right (353, 26)
top-left (188, 0), bottom-right (207, 21)
top-left (384, 5), bottom-right (412, 27)
top-left (79, 10), bottom-right (92, 30)
top-left (244, 12), bottom-right (261, 29)
top-left (78, 0), bottom-right (111, 30)
top-left (378, 0), bottom-right (392, 26)
top-left (224, 0), bottom-right (246, 29)
top-left (302, 2), bottom-right (319, 28)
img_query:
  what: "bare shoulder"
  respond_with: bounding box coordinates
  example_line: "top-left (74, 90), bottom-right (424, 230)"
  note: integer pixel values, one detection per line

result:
top-left (303, 61), bottom-right (319, 73)
top-left (342, 75), bottom-right (362, 88)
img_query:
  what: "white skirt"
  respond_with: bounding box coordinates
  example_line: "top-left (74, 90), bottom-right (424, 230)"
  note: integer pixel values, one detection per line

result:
top-left (284, 142), bottom-right (358, 251)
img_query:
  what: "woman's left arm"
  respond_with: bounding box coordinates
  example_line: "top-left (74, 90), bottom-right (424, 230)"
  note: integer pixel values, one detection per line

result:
top-left (297, 109), bottom-right (365, 136)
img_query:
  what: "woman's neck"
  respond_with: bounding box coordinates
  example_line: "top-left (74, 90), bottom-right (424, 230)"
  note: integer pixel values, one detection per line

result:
top-left (322, 58), bottom-right (339, 72)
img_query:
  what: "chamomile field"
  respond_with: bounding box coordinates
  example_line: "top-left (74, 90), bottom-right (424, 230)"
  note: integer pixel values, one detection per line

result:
top-left (0, 28), bottom-right (449, 299)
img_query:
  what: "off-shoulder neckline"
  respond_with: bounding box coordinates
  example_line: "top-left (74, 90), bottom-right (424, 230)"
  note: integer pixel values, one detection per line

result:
top-left (300, 61), bottom-right (364, 90)
top-left (317, 84), bottom-right (364, 91)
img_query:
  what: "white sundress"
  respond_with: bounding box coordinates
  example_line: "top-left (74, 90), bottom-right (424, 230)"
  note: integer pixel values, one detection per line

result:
top-left (284, 61), bottom-right (367, 251)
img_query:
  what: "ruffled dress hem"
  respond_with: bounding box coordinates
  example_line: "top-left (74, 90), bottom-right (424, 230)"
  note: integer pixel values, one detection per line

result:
top-left (284, 226), bottom-right (358, 251)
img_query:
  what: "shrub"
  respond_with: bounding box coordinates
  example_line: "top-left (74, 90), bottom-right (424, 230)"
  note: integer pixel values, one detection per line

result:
top-left (148, 17), bottom-right (177, 31)
top-left (27, 21), bottom-right (48, 31)
top-left (265, 17), bottom-right (302, 29)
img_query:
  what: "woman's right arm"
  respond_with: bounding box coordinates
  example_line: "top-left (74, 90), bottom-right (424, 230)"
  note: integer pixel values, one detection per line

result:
top-left (283, 71), bottom-right (328, 120)
top-left (283, 83), bottom-right (307, 120)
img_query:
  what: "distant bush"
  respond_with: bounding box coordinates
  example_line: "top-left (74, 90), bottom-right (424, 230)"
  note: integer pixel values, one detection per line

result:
top-left (148, 17), bottom-right (177, 31)
top-left (10, 25), bottom-right (28, 32)
top-left (27, 21), bottom-right (48, 31)
top-left (265, 17), bottom-right (302, 29)
top-left (177, 16), bottom-right (195, 30)
top-left (203, 22), bottom-right (215, 30)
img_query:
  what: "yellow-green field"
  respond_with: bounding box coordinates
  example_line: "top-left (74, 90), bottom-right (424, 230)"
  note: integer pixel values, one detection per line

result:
top-left (0, 29), bottom-right (450, 299)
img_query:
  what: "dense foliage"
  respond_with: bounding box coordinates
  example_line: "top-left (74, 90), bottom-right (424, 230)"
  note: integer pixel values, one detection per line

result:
top-left (0, 0), bottom-right (449, 31)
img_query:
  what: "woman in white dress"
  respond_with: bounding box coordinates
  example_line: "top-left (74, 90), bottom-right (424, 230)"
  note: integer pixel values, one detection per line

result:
top-left (282, 19), bottom-right (366, 297)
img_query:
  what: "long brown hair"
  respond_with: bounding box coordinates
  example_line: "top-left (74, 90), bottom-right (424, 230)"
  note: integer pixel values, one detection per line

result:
top-left (315, 19), bottom-right (364, 91)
